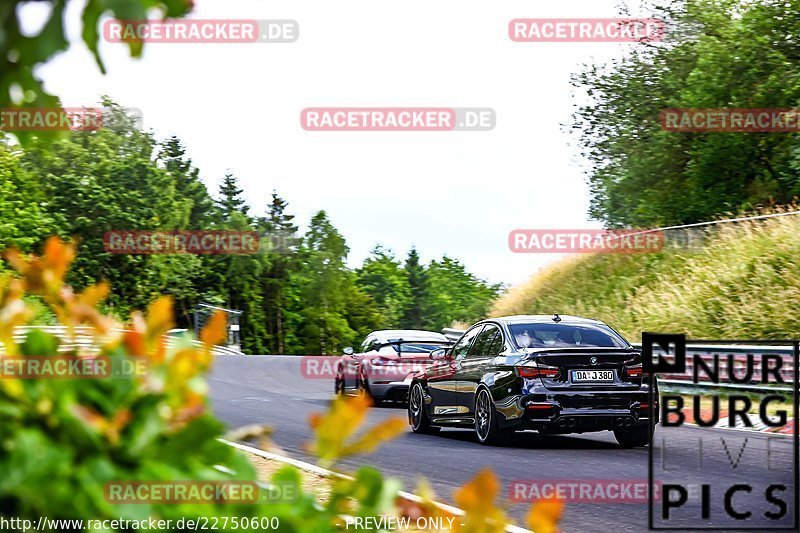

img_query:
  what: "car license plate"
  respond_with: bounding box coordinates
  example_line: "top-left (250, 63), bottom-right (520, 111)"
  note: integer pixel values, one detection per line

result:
top-left (571, 370), bottom-right (614, 382)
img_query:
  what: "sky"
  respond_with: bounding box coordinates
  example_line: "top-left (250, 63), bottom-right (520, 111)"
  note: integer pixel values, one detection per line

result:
top-left (21, 0), bottom-right (649, 287)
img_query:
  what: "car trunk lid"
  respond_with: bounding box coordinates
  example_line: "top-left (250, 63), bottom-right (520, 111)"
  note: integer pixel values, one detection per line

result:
top-left (527, 348), bottom-right (643, 391)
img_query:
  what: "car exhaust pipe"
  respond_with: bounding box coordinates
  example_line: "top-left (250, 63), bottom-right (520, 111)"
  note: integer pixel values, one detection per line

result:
top-left (624, 418), bottom-right (633, 426)
top-left (615, 417), bottom-right (624, 426)
top-left (567, 418), bottom-right (577, 428)
top-left (558, 418), bottom-right (567, 428)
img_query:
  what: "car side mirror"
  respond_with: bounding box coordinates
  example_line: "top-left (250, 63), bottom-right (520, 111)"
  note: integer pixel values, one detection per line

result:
top-left (343, 347), bottom-right (354, 356)
top-left (430, 347), bottom-right (450, 360)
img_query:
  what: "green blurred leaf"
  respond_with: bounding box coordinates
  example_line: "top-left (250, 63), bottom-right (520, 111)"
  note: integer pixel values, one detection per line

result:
top-left (20, 329), bottom-right (59, 356)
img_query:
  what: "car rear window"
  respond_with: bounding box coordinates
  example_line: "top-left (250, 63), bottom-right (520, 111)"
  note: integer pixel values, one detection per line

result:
top-left (388, 341), bottom-right (448, 353)
top-left (508, 323), bottom-right (628, 349)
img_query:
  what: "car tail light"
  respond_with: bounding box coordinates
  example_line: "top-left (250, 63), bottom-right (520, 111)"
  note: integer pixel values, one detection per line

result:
top-left (626, 365), bottom-right (643, 377)
top-left (526, 403), bottom-right (556, 410)
top-left (516, 365), bottom-right (559, 379)
top-left (623, 353), bottom-right (647, 379)
top-left (526, 403), bottom-right (557, 416)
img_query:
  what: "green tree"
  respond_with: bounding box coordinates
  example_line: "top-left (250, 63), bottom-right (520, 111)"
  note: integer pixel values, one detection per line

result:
top-left (341, 277), bottom-right (385, 346)
top-left (217, 172), bottom-right (249, 220)
top-left (0, 0), bottom-right (193, 145)
top-left (421, 256), bottom-right (501, 330)
top-left (206, 175), bottom-right (268, 354)
top-left (155, 136), bottom-right (224, 326)
top-left (286, 211), bottom-right (370, 354)
top-left (402, 246), bottom-right (427, 329)
top-left (157, 136), bottom-right (217, 229)
top-left (356, 245), bottom-right (410, 328)
top-left (0, 142), bottom-right (54, 251)
top-left (18, 103), bottom-right (197, 317)
top-left (571, 0), bottom-right (800, 227)
top-left (258, 191), bottom-right (299, 353)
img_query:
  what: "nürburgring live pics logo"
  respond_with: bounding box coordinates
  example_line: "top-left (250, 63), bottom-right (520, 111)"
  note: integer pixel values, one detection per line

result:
top-left (644, 333), bottom-right (799, 530)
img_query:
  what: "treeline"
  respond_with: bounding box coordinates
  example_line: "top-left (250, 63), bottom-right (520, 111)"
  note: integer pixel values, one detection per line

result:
top-left (572, 0), bottom-right (800, 227)
top-left (0, 102), bottom-right (500, 354)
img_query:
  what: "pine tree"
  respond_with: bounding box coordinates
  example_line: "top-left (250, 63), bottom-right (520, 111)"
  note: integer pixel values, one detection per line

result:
top-left (259, 191), bottom-right (299, 353)
top-left (286, 211), bottom-right (354, 355)
top-left (158, 136), bottom-right (217, 229)
top-left (217, 171), bottom-right (248, 221)
top-left (356, 245), bottom-right (410, 328)
top-left (402, 247), bottom-right (427, 329)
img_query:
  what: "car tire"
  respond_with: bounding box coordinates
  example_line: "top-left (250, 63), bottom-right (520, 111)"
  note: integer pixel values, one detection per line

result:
top-left (408, 382), bottom-right (439, 434)
top-left (475, 388), bottom-right (508, 445)
top-left (358, 366), bottom-right (382, 405)
top-left (334, 365), bottom-right (346, 396)
top-left (614, 423), bottom-right (654, 448)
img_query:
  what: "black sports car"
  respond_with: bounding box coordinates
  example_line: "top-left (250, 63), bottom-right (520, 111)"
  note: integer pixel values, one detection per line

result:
top-left (408, 315), bottom-right (658, 447)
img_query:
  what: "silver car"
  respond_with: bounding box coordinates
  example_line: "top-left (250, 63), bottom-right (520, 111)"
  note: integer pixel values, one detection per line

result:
top-left (335, 330), bottom-right (452, 404)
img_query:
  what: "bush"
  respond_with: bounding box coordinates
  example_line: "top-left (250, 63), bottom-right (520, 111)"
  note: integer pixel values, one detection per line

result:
top-left (0, 238), bottom-right (283, 529)
top-left (0, 238), bottom-right (561, 532)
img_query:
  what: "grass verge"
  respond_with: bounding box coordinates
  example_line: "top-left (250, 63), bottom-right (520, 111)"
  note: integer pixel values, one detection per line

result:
top-left (492, 209), bottom-right (800, 342)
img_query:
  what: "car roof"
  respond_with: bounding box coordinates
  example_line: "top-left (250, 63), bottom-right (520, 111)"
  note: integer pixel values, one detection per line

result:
top-left (371, 330), bottom-right (449, 342)
top-left (490, 315), bottom-right (606, 326)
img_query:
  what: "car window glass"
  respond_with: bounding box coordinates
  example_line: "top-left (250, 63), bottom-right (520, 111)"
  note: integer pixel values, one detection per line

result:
top-left (451, 326), bottom-right (483, 359)
top-left (467, 325), bottom-right (499, 358)
top-left (486, 329), bottom-right (505, 356)
top-left (391, 343), bottom-right (447, 353)
top-left (360, 337), bottom-right (373, 352)
top-left (509, 323), bottom-right (627, 349)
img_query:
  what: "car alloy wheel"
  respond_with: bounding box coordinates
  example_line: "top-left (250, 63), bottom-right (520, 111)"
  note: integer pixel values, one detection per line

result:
top-left (476, 389), bottom-right (492, 442)
top-left (409, 384), bottom-right (423, 427)
top-left (408, 383), bottom-right (438, 434)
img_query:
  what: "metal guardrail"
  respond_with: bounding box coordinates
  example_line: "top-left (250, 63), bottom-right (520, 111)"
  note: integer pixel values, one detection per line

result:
top-left (2, 326), bottom-right (241, 357)
top-left (633, 342), bottom-right (796, 394)
top-left (441, 328), bottom-right (795, 394)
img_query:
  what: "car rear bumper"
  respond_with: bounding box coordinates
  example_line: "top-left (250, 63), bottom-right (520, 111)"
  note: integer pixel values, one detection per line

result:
top-left (368, 380), bottom-right (412, 401)
top-left (497, 391), bottom-right (659, 432)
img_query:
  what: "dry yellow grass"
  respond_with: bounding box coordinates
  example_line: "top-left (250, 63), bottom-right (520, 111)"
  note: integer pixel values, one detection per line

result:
top-left (491, 209), bottom-right (800, 342)
top-left (249, 455), bottom-right (332, 503)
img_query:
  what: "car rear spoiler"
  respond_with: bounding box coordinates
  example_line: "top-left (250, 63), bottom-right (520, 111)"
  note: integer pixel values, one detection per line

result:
top-left (372, 339), bottom-right (455, 353)
top-left (520, 347), bottom-right (639, 354)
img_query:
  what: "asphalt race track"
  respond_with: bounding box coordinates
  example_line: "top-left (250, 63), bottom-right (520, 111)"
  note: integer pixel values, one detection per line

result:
top-left (209, 355), bottom-right (797, 533)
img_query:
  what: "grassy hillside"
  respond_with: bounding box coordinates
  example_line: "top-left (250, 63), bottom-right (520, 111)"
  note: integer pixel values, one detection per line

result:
top-left (491, 212), bottom-right (800, 342)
